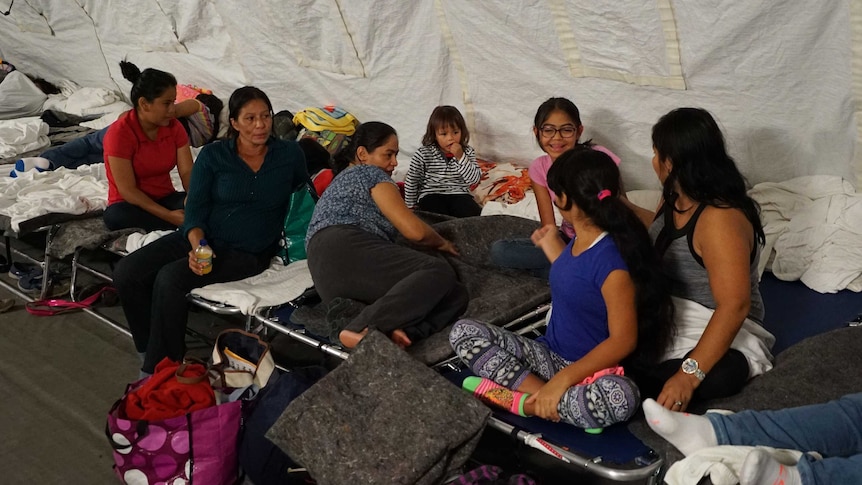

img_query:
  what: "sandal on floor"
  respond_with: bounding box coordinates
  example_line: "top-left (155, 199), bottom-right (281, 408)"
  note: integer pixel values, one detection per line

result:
top-left (0, 298), bottom-right (14, 313)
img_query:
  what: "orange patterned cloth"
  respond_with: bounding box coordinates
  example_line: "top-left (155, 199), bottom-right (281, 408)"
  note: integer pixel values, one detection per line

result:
top-left (470, 159), bottom-right (532, 205)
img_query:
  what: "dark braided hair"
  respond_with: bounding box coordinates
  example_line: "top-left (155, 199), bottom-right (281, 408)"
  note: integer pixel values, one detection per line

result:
top-left (547, 147), bottom-right (674, 364)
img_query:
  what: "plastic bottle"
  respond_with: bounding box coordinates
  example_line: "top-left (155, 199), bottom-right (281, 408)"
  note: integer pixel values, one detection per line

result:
top-left (195, 239), bottom-right (213, 275)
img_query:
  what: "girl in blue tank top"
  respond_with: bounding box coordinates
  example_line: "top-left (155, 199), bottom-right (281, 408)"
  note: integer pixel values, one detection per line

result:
top-left (450, 148), bottom-right (673, 429)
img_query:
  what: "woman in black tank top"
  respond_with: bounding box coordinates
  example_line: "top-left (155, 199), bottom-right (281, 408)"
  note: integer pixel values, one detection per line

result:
top-left (625, 108), bottom-right (769, 412)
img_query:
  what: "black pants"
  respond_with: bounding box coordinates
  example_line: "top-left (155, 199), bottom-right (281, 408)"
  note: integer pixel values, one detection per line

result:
top-left (417, 193), bottom-right (482, 218)
top-left (627, 349), bottom-right (750, 403)
top-left (103, 191), bottom-right (186, 232)
top-left (307, 225), bottom-right (469, 342)
top-left (113, 231), bottom-right (272, 373)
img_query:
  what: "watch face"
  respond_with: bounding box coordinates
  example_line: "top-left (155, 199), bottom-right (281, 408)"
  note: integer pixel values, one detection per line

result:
top-left (682, 358), bottom-right (697, 374)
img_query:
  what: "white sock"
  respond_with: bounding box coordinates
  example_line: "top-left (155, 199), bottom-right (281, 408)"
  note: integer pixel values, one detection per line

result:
top-left (740, 448), bottom-right (802, 485)
top-left (10, 157), bottom-right (50, 178)
top-left (643, 398), bottom-right (717, 456)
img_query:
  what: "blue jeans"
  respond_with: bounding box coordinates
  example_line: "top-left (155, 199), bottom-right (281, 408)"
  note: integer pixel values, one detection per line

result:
top-left (40, 127), bottom-right (108, 169)
top-left (489, 238), bottom-right (550, 280)
top-left (707, 392), bottom-right (862, 485)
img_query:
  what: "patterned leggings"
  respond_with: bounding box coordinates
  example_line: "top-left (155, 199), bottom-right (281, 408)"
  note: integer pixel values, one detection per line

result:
top-left (449, 319), bottom-right (640, 428)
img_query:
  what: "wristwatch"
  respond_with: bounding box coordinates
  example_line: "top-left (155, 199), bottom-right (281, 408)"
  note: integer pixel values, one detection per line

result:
top-left (681, 358), bottom-right (706, 381)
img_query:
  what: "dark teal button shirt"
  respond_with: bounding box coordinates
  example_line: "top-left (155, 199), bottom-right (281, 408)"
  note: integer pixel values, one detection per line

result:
top-left (183, 137), bottom-right (308, 254)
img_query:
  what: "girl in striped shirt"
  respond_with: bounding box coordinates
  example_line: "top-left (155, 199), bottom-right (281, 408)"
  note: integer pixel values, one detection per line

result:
top-left (403, 106), bottom-right (482, 217)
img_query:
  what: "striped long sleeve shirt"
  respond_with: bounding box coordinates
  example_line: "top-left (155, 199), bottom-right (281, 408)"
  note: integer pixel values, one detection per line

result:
top-left (403, 144), bottom-right (481, 208)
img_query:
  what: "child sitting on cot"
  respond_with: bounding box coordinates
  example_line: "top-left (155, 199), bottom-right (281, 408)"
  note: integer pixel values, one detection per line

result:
top-left (450, 148), bottom-right (673, 430)
top-left (403, 105), bottom-right (482, 217)
top-left (490, 97), bottom-right (621, 279)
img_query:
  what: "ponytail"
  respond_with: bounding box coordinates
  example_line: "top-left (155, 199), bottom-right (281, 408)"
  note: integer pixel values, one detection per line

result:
top-left (119, 60), bottom-right (176, 110)
top-left (547, 148), bottom-right (674, 364)
top-left (119, 60), bottom-right (141, 85)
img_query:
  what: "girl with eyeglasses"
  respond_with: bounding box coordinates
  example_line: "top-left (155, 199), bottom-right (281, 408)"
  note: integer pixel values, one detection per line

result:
top-left (490, 97), bottom-right (621, 279)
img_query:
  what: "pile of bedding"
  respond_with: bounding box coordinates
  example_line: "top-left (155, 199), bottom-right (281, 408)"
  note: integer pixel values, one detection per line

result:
top-left (750, 175), bottom-right (862, 293)
top-left (0, 164), bottom-right (108, 233)
top-left (0, 117), bottom-right (49, 160)
top-left (42, 82), bottom-right (131, 130)
top-left (0, 69), bottom-right (129, 163)
top-left (0, 71), bottom-right (47, 120)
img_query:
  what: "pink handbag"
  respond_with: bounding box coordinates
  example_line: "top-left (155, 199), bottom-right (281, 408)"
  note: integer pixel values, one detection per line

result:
top-left (106, 363), bottom-right (242, 485)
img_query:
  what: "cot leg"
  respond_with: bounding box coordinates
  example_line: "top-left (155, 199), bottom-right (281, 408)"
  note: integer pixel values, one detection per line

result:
top-left (70, 248), bottom-right (81, 302)
top-left (3, 236), bottom-right (10, 264)
top-left (244, 314), bottom-right (253, 332)
top-left (40, 224), bottom-right (61, 300)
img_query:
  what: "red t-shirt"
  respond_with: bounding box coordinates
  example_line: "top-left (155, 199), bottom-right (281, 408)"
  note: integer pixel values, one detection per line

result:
top-left (103, 110), bottom-right (189, 205)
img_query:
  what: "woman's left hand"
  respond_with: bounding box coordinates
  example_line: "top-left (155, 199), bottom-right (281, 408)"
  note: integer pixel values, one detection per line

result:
top-left (525, 378), bottom-right (568, 422)
top-left (657, 371), bottom-right (699, 412)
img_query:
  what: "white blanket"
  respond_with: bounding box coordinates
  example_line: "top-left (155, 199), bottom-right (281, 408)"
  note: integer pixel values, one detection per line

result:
top-left (0, 160), bottom-right (188, 234)
top-left (124, 230), bottom-right (174, 253)
top-left (0, 164), bottom-right (107, 232)
top-left (0, 117), bottom-right (49, 159)
top-left (190, 259), bottom-right (314, 315)
top-left (665, 297), bottom-right (775, 379)
top-left (0, 71), bottom-right (47, 120)
top-left (665, 445), bottom-right (803, 485)
top-left (42, 86), bottom-right (127, 118)
top-left (749, 175), bottom-right (862, 293)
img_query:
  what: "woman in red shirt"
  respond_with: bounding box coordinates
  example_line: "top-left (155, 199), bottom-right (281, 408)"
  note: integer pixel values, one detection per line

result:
top-left (102, 61), bottom-right (193, 231)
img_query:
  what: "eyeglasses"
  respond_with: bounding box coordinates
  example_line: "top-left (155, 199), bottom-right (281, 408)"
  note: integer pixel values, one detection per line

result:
top-left (539, 125), bottom-right (577, 139)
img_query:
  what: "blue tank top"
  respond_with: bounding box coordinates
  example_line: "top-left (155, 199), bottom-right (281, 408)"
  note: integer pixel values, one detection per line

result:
top-left (650, 204), bottom-right (764, 323)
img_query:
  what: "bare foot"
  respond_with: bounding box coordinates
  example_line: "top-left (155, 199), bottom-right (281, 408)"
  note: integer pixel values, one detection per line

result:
top-left (339, 328), bottom-right (369, 348)
top-left (390, 329), bottom-right (412, 349)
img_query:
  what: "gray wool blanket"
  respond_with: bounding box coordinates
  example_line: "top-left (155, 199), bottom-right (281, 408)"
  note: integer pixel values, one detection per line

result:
top-left (291, 214), bottom-right (551, 365)
top-left (266, 330), bottom-right (491, 485)
top-left (1, 212), bottom-right (138, 258)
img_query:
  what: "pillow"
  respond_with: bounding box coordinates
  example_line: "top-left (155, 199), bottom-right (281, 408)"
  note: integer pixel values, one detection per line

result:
top-left (470, 159), bottom-right (531, 206)
top-left (266, 330), bottom-right (490, 485)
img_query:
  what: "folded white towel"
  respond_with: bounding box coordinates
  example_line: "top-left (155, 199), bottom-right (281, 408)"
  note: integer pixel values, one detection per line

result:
top-left (191, 259), bottom-right (314, 315)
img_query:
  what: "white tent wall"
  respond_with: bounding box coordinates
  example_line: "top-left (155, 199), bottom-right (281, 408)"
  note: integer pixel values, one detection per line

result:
top-left (0, 0), bottom-right (859, 190)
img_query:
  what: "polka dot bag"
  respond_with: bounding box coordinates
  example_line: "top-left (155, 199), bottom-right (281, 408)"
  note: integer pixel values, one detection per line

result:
top-left (105, 361), bottom-right (242, 485)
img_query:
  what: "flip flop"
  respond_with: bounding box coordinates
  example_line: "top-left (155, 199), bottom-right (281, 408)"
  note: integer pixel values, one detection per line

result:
top-left (0, 298), bottom-right (14, 313)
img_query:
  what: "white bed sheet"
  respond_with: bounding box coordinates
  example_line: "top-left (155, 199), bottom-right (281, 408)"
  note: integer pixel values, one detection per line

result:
top-left (190, 259), bottom-right (314, 315)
